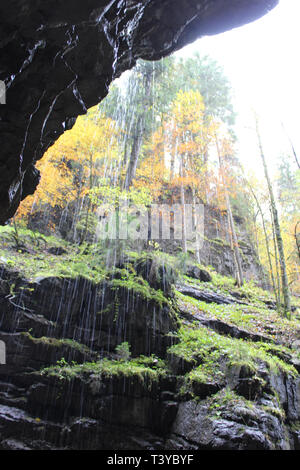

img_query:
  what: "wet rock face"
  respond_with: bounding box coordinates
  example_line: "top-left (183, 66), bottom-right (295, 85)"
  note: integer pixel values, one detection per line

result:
top-left (0, 274), bottom-right (178, 359)
top-left (158, 204), bottom-right (268, 285)
top-left (0, 0), bottom-right (278, 223)
top-left (167, 399), bottom-right (287, 450)
top-left (0, 265), bottom-right (180, 449)
top-left (0, 263), bottom-right (300, 450)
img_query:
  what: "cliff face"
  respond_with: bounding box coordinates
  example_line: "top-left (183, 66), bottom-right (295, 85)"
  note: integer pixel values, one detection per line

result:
top-left (0, 0), bottom-right (278, 224)
top-left (158, 204), bottom-right (267, 286)
top-left (0, 254), bottom-right (299, 450)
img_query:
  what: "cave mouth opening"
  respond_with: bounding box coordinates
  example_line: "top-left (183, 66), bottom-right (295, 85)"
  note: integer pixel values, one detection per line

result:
top-left (9, 50), bottom-right (241, 271)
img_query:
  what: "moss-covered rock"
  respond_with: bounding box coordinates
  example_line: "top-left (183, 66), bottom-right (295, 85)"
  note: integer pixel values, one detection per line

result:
top-left (0, 233), bottom-right (300, 449)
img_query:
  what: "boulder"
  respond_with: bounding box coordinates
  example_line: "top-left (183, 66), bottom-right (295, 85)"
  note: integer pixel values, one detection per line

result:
top-left (185, 265), bottom-right (212, 283)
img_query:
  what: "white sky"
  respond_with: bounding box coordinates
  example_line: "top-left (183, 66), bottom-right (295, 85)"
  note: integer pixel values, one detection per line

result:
top-left (175, 0), bottom-right (300, 177)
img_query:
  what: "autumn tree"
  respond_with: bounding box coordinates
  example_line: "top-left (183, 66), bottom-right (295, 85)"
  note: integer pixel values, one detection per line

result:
top-left (163, 90), bottom-right (216, 255)
top-left (16, 108), bottom-right (121, 242)
top-left (101, 53), bottom-right (235, 191)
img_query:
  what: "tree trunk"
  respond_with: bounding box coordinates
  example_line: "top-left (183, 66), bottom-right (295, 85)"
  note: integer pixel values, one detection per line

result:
top-left (81, 151), bottom-right (94, 244)
top-left (180, 158), bottom-right (187, 254)
top-left (215, 134), bottom-right (244, 286)
top-left (281, 122), bottom-right (300, 169)
top-left (295, 221), bottom-right (300, 261)
top-left (256, 118), bottom-right (291, 316)
top-left (270, 206), bottom-right (281, 308)
top-left (192, 185), bottom-right (201, 263)
top-left (170, 135), bottom-right (178, 181)
top-left (124, 70), bottom-right (152, 190)
top-left (124, 116), bottom-right (144, 190)
top-left (248, 182), bottom-right (279, 307)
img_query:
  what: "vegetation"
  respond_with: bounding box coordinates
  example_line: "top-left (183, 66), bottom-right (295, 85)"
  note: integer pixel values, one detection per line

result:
top-left (169, 325), bottom-right (297, 375)
top-left (9, 52), bottom-right (298, 312)
top-left (177, 288), bottom-right (300, 347)
top-left (1, 51), bottom-right (299, 435)
top-left (12, 68), bottom-right (298, 316)
top-left (40, 354), bottom-right (168, 385)
top-left (168, 324), bottom-right (297, 400)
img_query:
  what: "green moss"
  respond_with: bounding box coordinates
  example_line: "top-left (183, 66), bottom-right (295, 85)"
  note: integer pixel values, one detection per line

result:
top-left (183, 268), bottom-right (236, 292)
top-left (206, 388), bottom-right (286, 424)
top-left (290, 421), bottom-right (300, 432)
top-left (182, 264), bottom-right (288, 314)
top-left (261, 405), bottom-right (286, 420)
top-left (176, 291), bottom-right (300, 347)
top-left (186, 350), bottom-right (225, 384)
top-left (22, 332), bottom-right (91, 355)
top-left (209, 388), bottom-right (251, 409)
top-left (110, 273), bottom-right (168, 307)
top-left (0, 228), bottom-right (175, 308)
top-left (40, 355), bottom-right (168, 384)
top-left (168, 324), bottom-right (297, 397)
top-left (0, 228), bottom-right (109, 283)
top-left (210, 237), bottom-right (231, 249)
top-left (126, 249), bottom-right (178, 269)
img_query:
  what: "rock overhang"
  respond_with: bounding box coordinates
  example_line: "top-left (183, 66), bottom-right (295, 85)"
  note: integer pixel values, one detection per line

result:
top-left (0, 0), bottom-right (279, 224)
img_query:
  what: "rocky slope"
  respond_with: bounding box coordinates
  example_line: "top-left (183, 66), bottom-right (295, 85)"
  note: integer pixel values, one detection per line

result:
top-left (0, 0), bottom-right (278, 224)
top-left (0, 235), bottom-right (299, 450)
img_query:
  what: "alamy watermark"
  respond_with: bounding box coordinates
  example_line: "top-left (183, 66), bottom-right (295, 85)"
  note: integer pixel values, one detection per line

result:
top-left (95, 203), bottom-right (204, 249)
top-left (0, 340), bottom-right (6, 365)
top-left (0, 80), bottom-right (6, 104)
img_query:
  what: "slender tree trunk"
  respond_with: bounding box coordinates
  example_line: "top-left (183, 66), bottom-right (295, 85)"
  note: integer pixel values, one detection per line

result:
top-left (227, 211), bottom-right (233, 250)
top-left (122, 137), bottom-right (129, 167)
top-left (124, 116), bottom-right (144, 190)
top-left (180, 157), bottom-right (187, 254)
top-left (124, 71), bottom-right (152, 190)
top-left (81, 151), bottom-right (94, 244)
top-left (281, 122), bottom-right (300, 169)
top-left (270, 206), bottom-right (281, 308)
top-left (253, 211), bottom-right (260, 257)
top-left (170, 136), bottom-right (178, 181)
top-left (120, 137), bottom-right (129, 185)
top-left (295, 221), bottom-right (300, 261)
top-left (215, 134), bottom-right (244, 286)
top-left (256, 118), bottom-right (291, 316)
top-left (203, 148), bottom-right (209, 203)
top-left (71, 165), bottom-right (85, 243)
top-left (248, 183), bottom-right (279, 306)
top-left (192, 185), bottom-right (201, 263)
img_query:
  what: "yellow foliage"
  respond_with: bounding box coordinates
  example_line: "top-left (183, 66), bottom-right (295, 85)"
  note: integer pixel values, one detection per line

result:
top-left (16, 107), bottom-right (121, 223)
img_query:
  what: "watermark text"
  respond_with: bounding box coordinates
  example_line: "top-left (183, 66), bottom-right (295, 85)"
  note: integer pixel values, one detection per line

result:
top-left (96, 203), bottom-right (204, 249)
top-left (0, 340), bottom-right (6, 364)
top-left (0, 81), bottom-right (6, 104)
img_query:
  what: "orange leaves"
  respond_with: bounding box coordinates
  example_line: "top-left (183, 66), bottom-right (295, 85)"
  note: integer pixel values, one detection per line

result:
top-left (135, 89), bottom-right (232, 206)
top-left (16, 106), bottom-right (122, 224)
top-left (16, 146), bottom-right (76, 222)
top-left (55, 111), bottom-right (120, 168)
